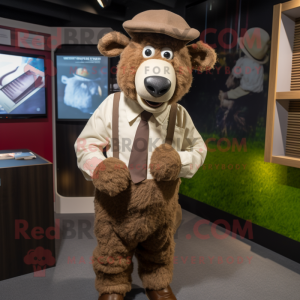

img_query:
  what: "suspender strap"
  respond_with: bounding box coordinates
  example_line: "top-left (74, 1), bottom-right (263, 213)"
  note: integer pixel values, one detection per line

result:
top-left (165, 103), bottom-right (177, 145)
top-left (112, 92), bottom-right (121, 159)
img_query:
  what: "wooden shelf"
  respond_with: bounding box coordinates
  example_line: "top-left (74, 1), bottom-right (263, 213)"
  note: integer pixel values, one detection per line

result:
top-left (272, 155), bottom-right (300, 168)
top-left (282, 0), bottom-right (300, 12)
top-left (265, 1), bottom-right (300, 168)
top-left (276, 91), bottom-right (300, 99)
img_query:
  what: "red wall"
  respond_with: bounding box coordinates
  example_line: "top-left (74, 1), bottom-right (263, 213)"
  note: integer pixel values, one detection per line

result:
top-left (0, 46), bottom-right (53, 163)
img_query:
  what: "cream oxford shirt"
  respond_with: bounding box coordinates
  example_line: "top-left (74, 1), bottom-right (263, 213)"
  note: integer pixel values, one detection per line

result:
top-left (75, 92), bottom-right (207, 181)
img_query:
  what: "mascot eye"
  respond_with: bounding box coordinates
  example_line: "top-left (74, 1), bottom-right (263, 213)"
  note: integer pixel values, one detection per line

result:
top-left (161, 48), bottom-right (173, 60)
top-left (143, 46), bottom-right (155, 58)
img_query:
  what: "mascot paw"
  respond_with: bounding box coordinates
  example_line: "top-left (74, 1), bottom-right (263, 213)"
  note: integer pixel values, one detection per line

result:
top-left (92, 157), bottom-right (130, 197)
top-left (150, 144), bottom-right (181, 181)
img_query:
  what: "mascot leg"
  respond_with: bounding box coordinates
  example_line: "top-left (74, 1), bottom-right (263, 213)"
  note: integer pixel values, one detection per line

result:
top-left (92, 179), bottom-right (181, 298)
top-left (92, 192), bottom-right (136, 297)
top-left (135, 225), bottom-right (175, 290)
top-left (134, 179), bottom-right (181, 292)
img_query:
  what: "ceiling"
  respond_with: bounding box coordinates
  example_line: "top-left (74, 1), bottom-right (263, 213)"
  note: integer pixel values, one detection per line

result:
top-left (0, 0), bottom-right (206, 29)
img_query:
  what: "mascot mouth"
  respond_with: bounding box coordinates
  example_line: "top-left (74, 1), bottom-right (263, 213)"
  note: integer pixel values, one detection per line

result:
top-left (143, 99), bottom-right (164, 108)
top-left (137, 94), bottom-right (169, 113)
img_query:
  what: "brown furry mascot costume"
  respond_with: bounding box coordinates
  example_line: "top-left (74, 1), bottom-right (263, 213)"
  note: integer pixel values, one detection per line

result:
top-left (75, 10), bottom-right (216, 300)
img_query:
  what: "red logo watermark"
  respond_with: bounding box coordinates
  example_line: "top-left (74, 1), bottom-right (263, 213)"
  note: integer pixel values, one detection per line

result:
top-left (24, 247), bottom-right (55, 277)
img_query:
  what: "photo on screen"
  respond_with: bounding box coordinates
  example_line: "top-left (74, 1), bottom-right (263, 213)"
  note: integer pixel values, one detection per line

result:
top-left (0, 51), bottom-right (46, 117)
top-left (56, 55), bottom-right (109, 120)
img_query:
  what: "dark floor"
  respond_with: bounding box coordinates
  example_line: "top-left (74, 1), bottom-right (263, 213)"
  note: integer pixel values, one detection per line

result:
top-left (1, 209), bottom-right (300, 300)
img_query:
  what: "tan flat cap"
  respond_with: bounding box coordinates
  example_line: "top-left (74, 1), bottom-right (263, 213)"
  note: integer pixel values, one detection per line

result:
top-left (123, 10), bottom-right (200, 42)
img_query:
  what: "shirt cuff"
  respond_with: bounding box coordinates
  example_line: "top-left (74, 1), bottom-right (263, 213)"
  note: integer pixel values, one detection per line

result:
top-left (177, 151), bottom-right (193, 178)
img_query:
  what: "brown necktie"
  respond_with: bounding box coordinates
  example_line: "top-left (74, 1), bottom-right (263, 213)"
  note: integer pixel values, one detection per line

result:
top-left (129, 110), bottom-right (152, 184)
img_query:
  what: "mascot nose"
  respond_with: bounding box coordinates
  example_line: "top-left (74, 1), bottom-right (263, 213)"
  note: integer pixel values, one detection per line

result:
top-left (144, 76), bottom-right (171, 98)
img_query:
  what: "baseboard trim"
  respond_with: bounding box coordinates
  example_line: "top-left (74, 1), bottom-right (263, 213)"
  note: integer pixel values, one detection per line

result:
top-left (179, 194), bottom-right (300, 264)
top-left (55, 193), bottom-right (94, 214)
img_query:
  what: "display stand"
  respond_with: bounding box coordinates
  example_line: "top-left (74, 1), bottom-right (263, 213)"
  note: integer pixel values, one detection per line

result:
top-left (0, 149), bottom-right (55, 280)
top-left (265, 0), bottom-right (300, 168)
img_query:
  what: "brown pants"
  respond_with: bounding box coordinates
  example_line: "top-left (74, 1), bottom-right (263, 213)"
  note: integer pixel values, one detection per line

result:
top-left (93, 178), bottom-right (182, 296)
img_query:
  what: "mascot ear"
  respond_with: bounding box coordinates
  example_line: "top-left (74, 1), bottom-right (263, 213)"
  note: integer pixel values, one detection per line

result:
top-left (98, 31), bottom-right (130, 57)
top-left (187, 41), bottom-right (217, 71)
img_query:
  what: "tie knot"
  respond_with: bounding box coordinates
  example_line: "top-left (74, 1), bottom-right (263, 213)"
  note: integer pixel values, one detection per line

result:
top-left (141, 110), bottom-right (152, 122)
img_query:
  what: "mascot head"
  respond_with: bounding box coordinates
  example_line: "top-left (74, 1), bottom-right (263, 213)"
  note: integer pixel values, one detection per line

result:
top-left (98, 9), bottom-right (217, 113)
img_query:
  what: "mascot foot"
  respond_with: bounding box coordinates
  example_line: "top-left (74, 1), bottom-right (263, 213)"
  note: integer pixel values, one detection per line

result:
top-left (145, 286), bottom-right (177, 300)
top-left (98, 294), bottom-right (124, 300)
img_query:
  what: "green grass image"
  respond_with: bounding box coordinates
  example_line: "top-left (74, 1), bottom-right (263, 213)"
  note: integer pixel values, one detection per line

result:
top-left (180, 128), bottom-right (300, 242)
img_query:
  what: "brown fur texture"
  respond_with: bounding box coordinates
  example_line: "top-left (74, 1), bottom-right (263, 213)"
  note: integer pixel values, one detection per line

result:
top-left (92, 24), bottom-right (214, 298)
top-left (98, 31), bottom-right (130, 57)
top-left (174, 203), bottom-right (182, 232)
top-left (98, 32), bottom-right (217, 104)
top-left (92, 157), bottom-right (131, 197)
top-left (99, 294), bottom-right (123, 300)
top-left (187, 41), bottom-right (217, 71)
top-left (93, 178), bottom-right (181, 296)
top-left (150, 144), bottom-right (181, 181)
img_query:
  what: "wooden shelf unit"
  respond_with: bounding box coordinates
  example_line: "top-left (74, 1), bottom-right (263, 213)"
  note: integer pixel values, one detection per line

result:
top-left (265, 0), bottom-right (300, 168)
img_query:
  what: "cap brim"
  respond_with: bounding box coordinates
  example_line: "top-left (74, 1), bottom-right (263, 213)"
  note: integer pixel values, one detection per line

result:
top-left (238, 37), bottom-right (269, 65)
top-left (123, 20), bottom-right (200, 42)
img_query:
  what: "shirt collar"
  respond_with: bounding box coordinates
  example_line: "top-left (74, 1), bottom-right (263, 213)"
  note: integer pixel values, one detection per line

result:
top-left (124, 93), bottom-right (171, 125)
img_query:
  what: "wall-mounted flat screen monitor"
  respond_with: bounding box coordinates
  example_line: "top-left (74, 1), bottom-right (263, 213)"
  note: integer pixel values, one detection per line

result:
top-left (0, 50), bottom-right (46, 119)
top-left (55, 52), bottom-right (109, 121)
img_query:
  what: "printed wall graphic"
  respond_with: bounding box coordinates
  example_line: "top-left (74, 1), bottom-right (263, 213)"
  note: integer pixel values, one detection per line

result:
top-left (56, 55), bottom-right (109, 120)
top-left (18, 32), bottom-right (45, 50)
top-left (0, 52), bottom-right (46, 115)
top-left (0, 28), bottom-right (11, 46)
top-left (182, 0), bottom-right (300, 242)
top-left (217, 28), bottom-right (269, 135)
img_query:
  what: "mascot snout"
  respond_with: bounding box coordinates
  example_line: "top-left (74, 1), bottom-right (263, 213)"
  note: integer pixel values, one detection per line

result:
top-left (135, 59), bottom-right (176, 113)
top-left (144, 76), bottom-right (171, 98)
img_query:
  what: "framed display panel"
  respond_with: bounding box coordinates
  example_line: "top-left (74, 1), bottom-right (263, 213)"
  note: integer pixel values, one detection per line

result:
top-left (54, 44), bottom-right (112, 198)
top-left (0, 49), bottom-right (47, 119)
top-left (54, 44), bottom-right (111, 122)
top-left (265, 0), bottom-right (300, 168)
